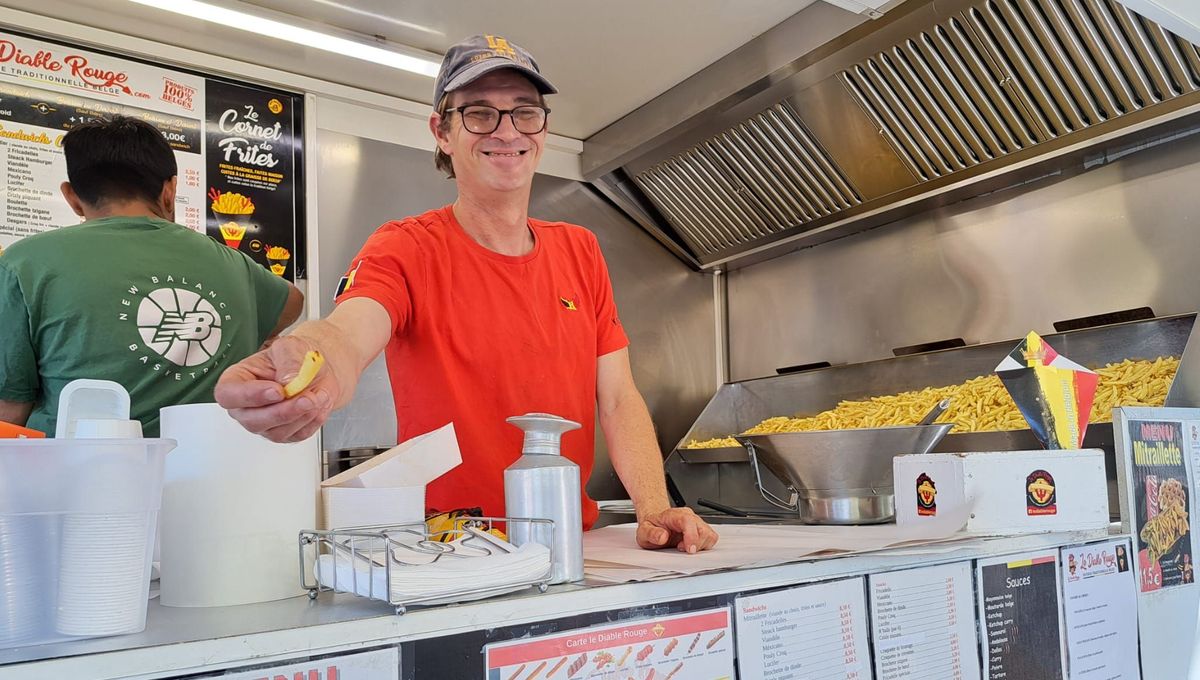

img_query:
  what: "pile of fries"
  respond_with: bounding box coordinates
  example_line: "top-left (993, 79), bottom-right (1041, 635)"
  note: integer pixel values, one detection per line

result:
top-left (682, 356), bottom-right (1178, 448)
top-left (209, 188), bottom-right (255, 215)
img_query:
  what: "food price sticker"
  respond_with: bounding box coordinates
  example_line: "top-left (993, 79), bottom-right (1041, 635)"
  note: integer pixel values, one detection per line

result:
top-left (484, 607), bottom-right (733, 680)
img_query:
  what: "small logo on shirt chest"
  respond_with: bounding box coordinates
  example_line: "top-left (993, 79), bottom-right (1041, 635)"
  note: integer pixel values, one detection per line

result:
top-left (559, 296), bottom-right (578, 311)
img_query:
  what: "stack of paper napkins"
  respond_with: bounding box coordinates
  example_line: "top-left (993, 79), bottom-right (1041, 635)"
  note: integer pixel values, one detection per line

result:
top-left (315, 538), bottom-right (552, 605)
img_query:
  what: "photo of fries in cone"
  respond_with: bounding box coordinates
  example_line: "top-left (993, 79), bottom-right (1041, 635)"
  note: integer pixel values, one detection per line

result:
top-left (266, 245), bottom-right (291, 277)
top-left (209, 188), bottom-right (255, 249)
top-left (1142, 477), bottom-right (1190, 563)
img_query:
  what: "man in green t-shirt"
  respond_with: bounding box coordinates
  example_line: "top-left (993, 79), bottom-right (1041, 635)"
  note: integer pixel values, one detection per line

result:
top-left (0, 116), bottom-right (303, 436)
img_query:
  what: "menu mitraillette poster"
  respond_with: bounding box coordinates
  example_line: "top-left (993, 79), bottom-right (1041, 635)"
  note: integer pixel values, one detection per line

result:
top-left (1124, 419), bottom-right (1193, 592)
top-left (976, 550), bottom-right (1067, 680)
top-left (1114, 407), bottom-right (1200, 679)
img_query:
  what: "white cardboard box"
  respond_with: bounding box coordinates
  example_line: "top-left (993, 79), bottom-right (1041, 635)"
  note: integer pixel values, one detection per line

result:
top-left (894, 449), bottom-right (1109, 535)
top-left (321, 423), bottom-right (461, 530)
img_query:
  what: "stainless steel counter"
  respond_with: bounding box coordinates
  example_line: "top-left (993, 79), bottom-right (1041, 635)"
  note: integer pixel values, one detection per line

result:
top-left (0, 528), bottom-right (1118, 680)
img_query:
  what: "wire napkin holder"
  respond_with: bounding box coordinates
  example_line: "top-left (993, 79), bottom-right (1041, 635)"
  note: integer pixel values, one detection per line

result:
top-left (299, 516), bottom-right (554, 614)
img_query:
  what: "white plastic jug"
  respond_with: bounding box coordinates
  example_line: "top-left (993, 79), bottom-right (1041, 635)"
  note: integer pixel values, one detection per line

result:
top-left (55, 379), bottom-right (140, 439)
top-left (0, 379), bottom-right (174, 648)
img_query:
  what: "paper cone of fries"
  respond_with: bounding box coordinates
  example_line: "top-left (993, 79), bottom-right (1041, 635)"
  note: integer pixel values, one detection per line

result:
top-left (266, 246), bottom-right (290, 277)
top-left (995, 331), bottom-right (1099, 449)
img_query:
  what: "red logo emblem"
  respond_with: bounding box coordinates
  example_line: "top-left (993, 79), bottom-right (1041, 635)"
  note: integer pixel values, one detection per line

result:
top-left (916, 473), bottom-right (937, 516)
top-left (1027, 470), bottom-right (1057, 516)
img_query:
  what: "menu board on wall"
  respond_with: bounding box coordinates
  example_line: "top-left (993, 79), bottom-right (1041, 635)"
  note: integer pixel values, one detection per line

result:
top-left (484, 607), bottom-right (735, 680)
top-left (197, 648), bottom-right (398, 680)
top-left (1124, 419), bottom-right (1194, 592)
top-left (1113, 409), bottom-right (1200, 680)
top-left (204, 79), bottom-right (302, 279)
top-left (735, 577), bottom-right (871, 680)
top-left (869, 562), bottom-right (980, 680)
top-left (976, 551), bottom-right (1067, 680)
top-left (1061, 539), bottom-right (1141, 680)
top-left (0, 30), bottom-right (303, 279)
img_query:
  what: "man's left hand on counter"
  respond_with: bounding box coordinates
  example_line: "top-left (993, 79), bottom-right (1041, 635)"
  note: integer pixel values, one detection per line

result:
top-left (636, 507), bottom-right (719, 553)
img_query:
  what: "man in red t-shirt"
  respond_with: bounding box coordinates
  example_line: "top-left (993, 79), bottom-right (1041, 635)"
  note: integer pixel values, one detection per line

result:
top-left (216, 35), bottom-right (716, 553)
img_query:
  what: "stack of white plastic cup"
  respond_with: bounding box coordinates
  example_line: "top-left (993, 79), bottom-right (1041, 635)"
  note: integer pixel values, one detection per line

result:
top-left (54, 419), bottom-right (153, 637)
top-left (0, 514), bottom-right (52, 644)
top-left (54, 513), bottom-right (150, 636)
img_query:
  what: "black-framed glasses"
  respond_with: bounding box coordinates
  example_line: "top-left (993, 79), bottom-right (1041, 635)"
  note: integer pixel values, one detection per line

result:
top-left (445, 104), bottom-right (550, 134)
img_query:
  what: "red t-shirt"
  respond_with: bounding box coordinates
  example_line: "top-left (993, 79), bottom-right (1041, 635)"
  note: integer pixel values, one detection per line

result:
top-left (336, 205), bottom-right (629, 528)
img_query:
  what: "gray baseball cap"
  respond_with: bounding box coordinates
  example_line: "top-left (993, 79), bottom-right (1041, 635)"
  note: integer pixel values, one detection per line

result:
top-left (433, 35), bottom-right (557, 107)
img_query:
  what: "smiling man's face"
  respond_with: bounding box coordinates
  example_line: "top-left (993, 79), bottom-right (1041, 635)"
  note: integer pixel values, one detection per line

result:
top-left (433, 69), bottom-right (546, 195)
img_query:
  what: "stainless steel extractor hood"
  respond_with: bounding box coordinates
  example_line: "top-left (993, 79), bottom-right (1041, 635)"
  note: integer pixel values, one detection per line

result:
top-left (1114, 0), bottom-right (1200, 46)
top-left (586, 0), bottom-right (1200, 269)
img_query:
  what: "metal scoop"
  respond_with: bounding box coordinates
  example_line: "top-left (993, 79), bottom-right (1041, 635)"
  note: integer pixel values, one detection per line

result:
top-left (917, 398), bottom-right (952, 427)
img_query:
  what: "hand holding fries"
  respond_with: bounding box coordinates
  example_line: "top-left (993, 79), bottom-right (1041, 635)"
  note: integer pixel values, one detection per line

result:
top-left (214, 297), bottom-right (393, 443)
top-left (215, 336), bottom-right (336, 442)
top-left (283, 350), bottom-right (324, 398)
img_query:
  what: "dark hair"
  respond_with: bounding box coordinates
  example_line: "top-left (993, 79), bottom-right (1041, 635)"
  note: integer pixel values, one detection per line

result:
top-left (433, 95), bottom-right (455, 179)
top-left (62, 115), bottom-right (177, 207)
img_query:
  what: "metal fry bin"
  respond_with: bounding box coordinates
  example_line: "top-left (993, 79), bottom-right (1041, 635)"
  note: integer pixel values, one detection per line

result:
top-left (668, 314), bottom-right (1199, 523)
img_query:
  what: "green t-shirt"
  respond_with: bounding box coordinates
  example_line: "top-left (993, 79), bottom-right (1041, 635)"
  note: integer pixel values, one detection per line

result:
top-left (0, 216), bottom-right (290, 436)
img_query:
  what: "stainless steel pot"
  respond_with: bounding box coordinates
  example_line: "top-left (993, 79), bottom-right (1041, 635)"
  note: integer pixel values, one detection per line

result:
top-left (735, 423), bottom-right (953, 524)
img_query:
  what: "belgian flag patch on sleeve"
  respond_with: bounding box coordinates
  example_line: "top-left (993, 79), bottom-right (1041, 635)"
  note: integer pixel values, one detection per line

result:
top-left (333, 260), bottom-right (363, 301)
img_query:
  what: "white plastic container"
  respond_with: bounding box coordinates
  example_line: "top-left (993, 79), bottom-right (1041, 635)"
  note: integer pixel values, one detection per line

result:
top-left (0, 437), bottom-right (174, 647)
top-left (0, 378), bottom-right (174, 648)
top-left (159, 403), bottom-right (318, 607)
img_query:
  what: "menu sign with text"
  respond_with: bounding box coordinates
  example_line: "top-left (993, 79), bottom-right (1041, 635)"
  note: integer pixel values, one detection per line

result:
top-left (198, 648), bottom-right (398, 679)
top-left (0, 30), bottom-right (303, 279)
top-left (204, 80), bottom-right (301, 279)
top-left (1061, 540), bottom-right (1141, 680)
top-left (977, 551), bottom-right (1066, 680)
top-left (484, 608), bottom-right (734, 680)
top-left (1127, 420), bottom-right (1193, 592)
top-left (869, 562), bottom-right (980, 680)
top-left (735, 577), bottom-right (871, 680)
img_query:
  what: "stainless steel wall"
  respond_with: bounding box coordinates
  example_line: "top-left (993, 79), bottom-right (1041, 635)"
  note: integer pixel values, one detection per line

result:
top-left (315, 130), bottom-right (717, 498)
top-left (313, 131), bottom-right (458, 450)
top-left (727, 130), bottom-right (1200, 381)
top-left (528, 173), bottom-right (719, 498)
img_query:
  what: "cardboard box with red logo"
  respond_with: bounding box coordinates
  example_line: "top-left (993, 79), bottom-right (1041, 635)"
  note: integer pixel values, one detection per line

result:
top-left (894, 449), bottom-right (1109, 535)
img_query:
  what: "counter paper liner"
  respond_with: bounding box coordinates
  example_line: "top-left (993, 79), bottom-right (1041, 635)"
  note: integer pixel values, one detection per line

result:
top-left (996, 331), bottom-right (1098, 449)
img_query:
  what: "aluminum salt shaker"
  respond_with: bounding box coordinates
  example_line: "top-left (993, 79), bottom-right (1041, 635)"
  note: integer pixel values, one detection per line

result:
top-left (504, 413), bottom-right (583, 584)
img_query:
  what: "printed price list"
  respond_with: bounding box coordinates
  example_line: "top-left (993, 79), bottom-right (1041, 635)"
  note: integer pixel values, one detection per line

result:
top-left (736, 577), bottom-right (870, 679)
top-left (870, 562), bottom-right (979, 680)
top-left (977, 552), bottom-right (1066, 680)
